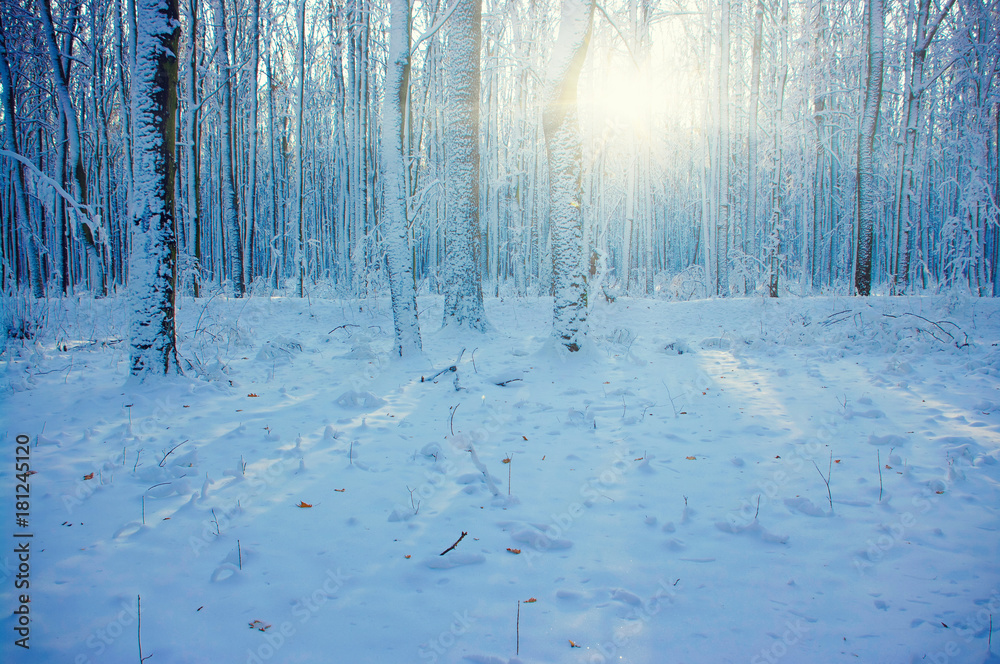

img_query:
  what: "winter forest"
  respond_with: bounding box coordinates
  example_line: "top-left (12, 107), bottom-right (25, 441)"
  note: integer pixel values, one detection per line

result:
top-left (3, 0), bottom-right (1000, 662)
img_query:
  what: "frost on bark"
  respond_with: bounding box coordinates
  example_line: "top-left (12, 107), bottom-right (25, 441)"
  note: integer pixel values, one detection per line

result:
top-left (543, 0), bottom-right (593, 352)
top-left (442, 0), bottom-right (488, 331)
top-left (128, 0), bottom-right (180, 377)
top-left (39, 0), bottom-right (107, 295)
top-left (0, 18), bottom-right (43, 298)
top-left (381, 0), bottom-right (422, 356)
top-left (212, 0), bottom-right (244, 297)
top-left (854, 0), bottom-right (884, 296)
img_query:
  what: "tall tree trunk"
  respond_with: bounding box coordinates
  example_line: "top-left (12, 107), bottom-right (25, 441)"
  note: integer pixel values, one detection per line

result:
top-left (893, 0), bottom-right (956, 293)
top-left (442, 0), bottom-right (488, 330)
top-left (768, 0), bottom-right (789, 298)
top-left (295, 0), bottom-right (306, 297)
top-left (39, 0), bottom-right (107, 295)
top-left (717, 0), bottom-right (730, 296)
top-left (382, 0), bottom-right (422, 355)
top-left (212, 0), bottom-right (245, 297)
top-left (246, 0), bottom-right (260, 287)
top-left (129, 0), bottom-right (181, 377)
top-left (746, 0), bottom-right (763, 291)
top-left (0, 16), bottom-right (43, 297)
top-left (854, 0), bottom-right (884, 296)
top-left (185, 0), bottom-right (202, 296)
top-left (544, 0), bottom-right (594, 352)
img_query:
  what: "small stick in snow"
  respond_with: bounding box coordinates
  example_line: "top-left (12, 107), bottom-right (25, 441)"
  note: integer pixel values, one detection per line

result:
top-left (449, 403), bottom-right (460, 435)
top-left (238, 540), bottom-right (242, 570)
top-left (878, 450), bottom-right (883, 502)
top-left (158, 439), bottom-right (189, 467)
top-left (138, 594), bottom-right (151, 662)
top-left (440, 531), bottom-right (467, 556)
top-left (812, 452), bottom-right (834, 512)
top-left (754, 495), bottom-right (760, 521)
top-left (495, 378), bottom-right (522, 386)
top-left (516, 600), bottom-right (520, 655)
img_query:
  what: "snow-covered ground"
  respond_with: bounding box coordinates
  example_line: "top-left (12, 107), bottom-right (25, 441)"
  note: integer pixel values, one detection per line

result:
top-left (3, 294), bottom-right (1000, 664)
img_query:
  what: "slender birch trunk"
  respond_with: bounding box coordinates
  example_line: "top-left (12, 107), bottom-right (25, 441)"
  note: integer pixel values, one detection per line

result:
top-left (382, 0), bottom-right (422, 355)
top-left (854, 0), bottom-right (884, 296)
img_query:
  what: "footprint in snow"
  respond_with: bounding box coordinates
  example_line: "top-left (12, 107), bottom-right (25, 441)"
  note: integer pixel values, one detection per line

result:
top-left (424, 552), bottom-right (485, 569)
top-left (509, 525), bottom-right (573, 551)
top-left (715, 520), bottom-right (789, 544)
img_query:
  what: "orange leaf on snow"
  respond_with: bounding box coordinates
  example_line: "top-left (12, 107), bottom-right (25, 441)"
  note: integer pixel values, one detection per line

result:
top-left (83, 472), bottom-right (95, 480)
top-left (524, 597), bottom-right (537, 603)
top-left (834, 459), bottom-right (842, 463)
top-left (569, 640), bottom-right (581, 648)
top-left (248, 393), bottom-right (259, 398)
top-left (404, 555), bottom-right (411, 559)
top-left (334, 488), bottom-right (346, 492)
top-left (506, 548), bottom-right (521, 554)
top-left (296, 501), bottom-right (313, 508)
top-left (685, 456), bottom-right (696, 461)
top-left (522, 435), bottom-right (528, 441)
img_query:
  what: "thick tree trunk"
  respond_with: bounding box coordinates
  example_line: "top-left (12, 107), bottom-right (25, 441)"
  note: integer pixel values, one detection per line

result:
top-left (442, 0), bottom-right (488, 330)
top-left (854, 0), bottom-right (884, 296)
top-left (544, 0), bottom-right (594, 351)
top-left (382, 0), bottom-right (422, 356)
top-left (129, 0), bottom-right (180, 377)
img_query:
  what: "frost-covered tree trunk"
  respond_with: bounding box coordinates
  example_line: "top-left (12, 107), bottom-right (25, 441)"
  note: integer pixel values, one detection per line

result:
top-left (442, 0), bottom-right (488, 330)
top-left (382, 0), bottom-right (422, 355)
top-left (247, 0), bottom-right (260, 286)
top-left (295, 0), bottom-right (306, 297)
top-left (0, 20), bottom-right (43, 298)
top-left (854, 0), bottom-right (884, 296)
top-left (39, 0), bottom-right (107, 295)
top-left (183, 0), bottom-right (202, 296)
top-left (893, 0), bottom-right (955, 294)
top-left (543, 0), bottom-right (593, 352)
top-left (129, 0), bottom-right (180, 377)
top-left (212, 0), bottom-right (244, 297)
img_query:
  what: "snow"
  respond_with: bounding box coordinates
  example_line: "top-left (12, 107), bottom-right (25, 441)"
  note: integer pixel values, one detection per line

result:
top-left (3, 294), bottom-right (1000, 663)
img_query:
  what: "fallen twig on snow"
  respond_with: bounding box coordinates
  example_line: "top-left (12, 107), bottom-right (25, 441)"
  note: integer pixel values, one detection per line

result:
top-left (439, 531), bottom-right (467, 556)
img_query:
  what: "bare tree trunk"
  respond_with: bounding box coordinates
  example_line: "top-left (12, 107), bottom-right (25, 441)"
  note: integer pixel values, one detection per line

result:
top-left (544, 0), bottom-right (594, 351)
top-left (382, 0), bottom-right (422, 355)
top-left (442, 0), bottom-right (488, 330)
top-left (0, 17), bottom-right (43, 297)
top-left (893, 0), bottom-right (956, 293)
top-left (39, 0), bottom-right (107, 295)
top-left (129, 0), bottom-right (180, 377)
top-left (854, 0), bottom-right (884, 296)
top-left (295, 0), bottom-right (306, 297)
top-left (212, 0), bottom-right (245, 297)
